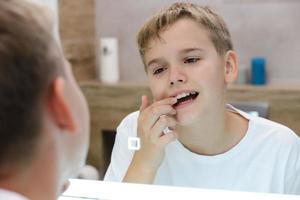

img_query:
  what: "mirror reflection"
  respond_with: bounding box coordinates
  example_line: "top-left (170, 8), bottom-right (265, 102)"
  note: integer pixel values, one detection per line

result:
top-left (59, 0), bottom-right (300, 196)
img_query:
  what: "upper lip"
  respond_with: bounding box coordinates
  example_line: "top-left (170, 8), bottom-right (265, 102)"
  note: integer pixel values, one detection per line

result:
top-left (168, 90), bottom-right (199, 98)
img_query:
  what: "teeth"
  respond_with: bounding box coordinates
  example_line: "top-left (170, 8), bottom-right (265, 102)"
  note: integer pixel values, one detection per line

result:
top-left (176, 92), bottom-right (188, 99)
top-left (176, 93), bottom-right (183, 99)
top-left (175, 92), bottom-right (196, 100)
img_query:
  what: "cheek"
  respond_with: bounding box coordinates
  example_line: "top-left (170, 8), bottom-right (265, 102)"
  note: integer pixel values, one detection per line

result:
top-left (197, 62), bottom-right (224, 85)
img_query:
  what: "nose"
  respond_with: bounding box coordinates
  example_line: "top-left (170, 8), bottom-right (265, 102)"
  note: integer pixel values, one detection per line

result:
top-left (169, 66), bottom-right (187, 86)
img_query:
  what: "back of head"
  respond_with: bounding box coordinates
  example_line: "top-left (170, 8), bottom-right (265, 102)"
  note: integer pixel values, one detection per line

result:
top-left (137, 2), bottom-right (233, 64)
top-left (0, 0), bottom-right (64, 175)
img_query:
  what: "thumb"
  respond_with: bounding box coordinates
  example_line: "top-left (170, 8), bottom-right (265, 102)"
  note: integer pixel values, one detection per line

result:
top-left (139, 95), bottom-right (149, 111)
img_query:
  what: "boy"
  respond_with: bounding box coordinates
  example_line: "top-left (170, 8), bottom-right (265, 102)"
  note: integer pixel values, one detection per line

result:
top-left (0, 0), bottom-right (90, 199)
top-left (104, 2), bottom-right (300, 194)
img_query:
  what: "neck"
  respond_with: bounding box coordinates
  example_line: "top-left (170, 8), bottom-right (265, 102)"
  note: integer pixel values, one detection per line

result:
top-left (0, 141), bottom-right (59, 200)
top-left (176, 106), bottom-right (247, 156)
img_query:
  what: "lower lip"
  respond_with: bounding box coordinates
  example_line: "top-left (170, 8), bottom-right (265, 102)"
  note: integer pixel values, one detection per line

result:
top-left (173, 96), bottom-right (198, 110)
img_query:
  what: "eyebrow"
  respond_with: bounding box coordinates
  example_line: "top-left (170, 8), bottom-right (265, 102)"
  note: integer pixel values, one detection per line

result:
top-left (146, 58), bottom-right (165, 69)
top-left (180, 48), bottom-right (205, 54)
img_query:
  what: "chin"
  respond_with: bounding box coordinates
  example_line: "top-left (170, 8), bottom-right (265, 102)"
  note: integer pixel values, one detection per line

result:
top-left (175, 111), bottom-right (200, 126)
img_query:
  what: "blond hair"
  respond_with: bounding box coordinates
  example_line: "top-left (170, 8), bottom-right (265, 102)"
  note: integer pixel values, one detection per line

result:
top-left (137, 2), bottom-right (233, 64)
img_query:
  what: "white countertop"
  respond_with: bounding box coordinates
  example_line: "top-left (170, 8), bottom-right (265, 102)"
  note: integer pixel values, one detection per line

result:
top-left (58, 179), bottom-right (300, 200)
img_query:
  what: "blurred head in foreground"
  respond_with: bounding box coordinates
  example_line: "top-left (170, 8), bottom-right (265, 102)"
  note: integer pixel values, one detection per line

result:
top-left (0, 0), bottom-right (90, 199)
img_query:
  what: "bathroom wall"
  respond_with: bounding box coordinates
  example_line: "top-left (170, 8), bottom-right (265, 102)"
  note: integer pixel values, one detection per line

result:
top-left (59, 0), bottom-right (96, 81)
top-left (96, 0), bottom-right (300, 84)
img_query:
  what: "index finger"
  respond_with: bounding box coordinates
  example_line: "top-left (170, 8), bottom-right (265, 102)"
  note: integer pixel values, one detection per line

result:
top-left (153, 97), bottom-right (177, 107)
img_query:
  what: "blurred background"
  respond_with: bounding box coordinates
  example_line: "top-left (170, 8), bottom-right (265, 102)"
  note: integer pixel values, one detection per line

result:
top-left (50, 0), bottom-right (300, 178)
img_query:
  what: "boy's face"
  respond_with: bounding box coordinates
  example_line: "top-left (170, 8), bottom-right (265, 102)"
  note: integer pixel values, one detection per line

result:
top-left (144, 18), bottom-right (231, 125)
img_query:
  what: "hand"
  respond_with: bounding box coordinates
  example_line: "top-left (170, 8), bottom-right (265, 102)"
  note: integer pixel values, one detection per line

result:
top-left (134, 95), bottom-right (178, 170)
top-left (123, 95), bottom-right (178, 183)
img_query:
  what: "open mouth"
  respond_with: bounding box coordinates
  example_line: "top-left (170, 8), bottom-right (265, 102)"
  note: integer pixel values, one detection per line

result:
top-left (173, 91), bottom-right (199, 107)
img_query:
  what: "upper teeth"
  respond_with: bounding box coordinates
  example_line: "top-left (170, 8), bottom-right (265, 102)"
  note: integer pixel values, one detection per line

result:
top-left (175, 91), bottom-right (196, 100)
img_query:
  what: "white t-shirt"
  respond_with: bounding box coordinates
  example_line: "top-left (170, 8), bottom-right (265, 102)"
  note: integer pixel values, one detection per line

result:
top-left (104, 106), bottom-right (300, 194)
top-left (0, 189), bottom-right (28, 200)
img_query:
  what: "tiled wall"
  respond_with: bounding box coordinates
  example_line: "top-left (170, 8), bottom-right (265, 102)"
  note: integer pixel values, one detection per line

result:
top-left (96, 0), bottom-right (300, 84)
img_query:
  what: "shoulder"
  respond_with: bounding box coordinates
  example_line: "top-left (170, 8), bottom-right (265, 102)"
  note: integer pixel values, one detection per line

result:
top-left (248, 116), bottom-right (300, 153)
top-left (230, 102), bottom-right (300, 153)
top-left (248, 116), bottom-right (300, 178)
top-left (118, 110), bottom-right (139, 129)
top-left (229, 104), bottom-right (299, 145)
top-left (251, 116), bottom-right (299, 140)
top-left (115, 111), bottom-right (139, 138)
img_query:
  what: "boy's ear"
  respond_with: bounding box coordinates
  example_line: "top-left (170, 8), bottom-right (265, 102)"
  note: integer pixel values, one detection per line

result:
top-left (47, 77), bottom-right (75, 133)
top-left (224, 50), bottom-right (238, 84)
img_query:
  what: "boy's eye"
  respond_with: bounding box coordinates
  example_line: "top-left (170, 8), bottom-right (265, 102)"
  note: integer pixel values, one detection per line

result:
top-left (184, 57), bottom-right (200, 64)
top-left (153, 67), bottom-right (166, 75)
